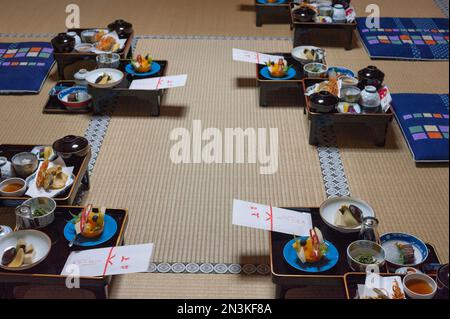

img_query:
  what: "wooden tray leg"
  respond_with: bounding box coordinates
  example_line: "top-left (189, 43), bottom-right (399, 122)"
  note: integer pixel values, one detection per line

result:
top-left (82, 170), bottom-right (91, 191)
top-left (275, 284), bottom-right (289, 299)
top-left (370, 122), bottom-right (389, 147)
top-left (345, 29), bottom-right (354, 51)
top-left (256, 8), bottom-right (263, 27)
top-left (259, 85), bottom-right (268, 107)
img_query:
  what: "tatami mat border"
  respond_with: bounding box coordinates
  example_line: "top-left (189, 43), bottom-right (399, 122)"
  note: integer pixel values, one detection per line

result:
top-left (434, 0), bottom-right (450, 17)
top-left (147, 262), bottom-right (271, 275)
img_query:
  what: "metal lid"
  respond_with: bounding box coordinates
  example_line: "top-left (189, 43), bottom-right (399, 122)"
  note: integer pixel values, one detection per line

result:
top-left (0, 225), bottom-right (12, 237)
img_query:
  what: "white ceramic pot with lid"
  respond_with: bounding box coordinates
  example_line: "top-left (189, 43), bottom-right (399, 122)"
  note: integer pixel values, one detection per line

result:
top-left (360, 86), bottom-right (381, 113)
top-left (332, 4), bottom-right (346, 23)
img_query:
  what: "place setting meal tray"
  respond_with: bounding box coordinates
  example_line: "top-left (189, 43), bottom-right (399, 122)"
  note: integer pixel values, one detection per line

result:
top-left (302, 78), bottom-right (394, 147)
top-left (289, 3), bottom-right (357, 50)
top-left (0, 144), bottom-right (91, 207)
top-left (53, 28), bottom-right (134, 80)
top-left (0, 206), bottom-right (128, 299)
top-left (269, 207), bottom-right (441, 299)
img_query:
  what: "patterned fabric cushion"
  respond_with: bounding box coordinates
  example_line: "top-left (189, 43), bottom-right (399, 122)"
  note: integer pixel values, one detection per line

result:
top-left (357, 17), bottom-right (449, 61)
top-left (392, 94), bottom-right (449, 162)
top-left (0, 42), bottom-right (54, 94)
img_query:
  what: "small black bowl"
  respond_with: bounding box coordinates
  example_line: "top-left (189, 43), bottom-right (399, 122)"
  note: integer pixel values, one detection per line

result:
top-left (357, 65), bottom-right (385, 90)
top-left (51, 33), bottom-right (75, 53)
top-left (108, 19), bottom-right (133, 39)
top-left (310, 91), bottom-right (339, 113)
top-left (293, 7), bottom-right (316, 22)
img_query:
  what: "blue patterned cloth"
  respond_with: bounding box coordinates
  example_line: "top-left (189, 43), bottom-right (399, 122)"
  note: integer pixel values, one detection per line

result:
top-left (357, 18), bottom-right (449, 61)
top-left (0, 42), bottom-right (54, 94)
top-left (392, 94), bottom-right (449, 162)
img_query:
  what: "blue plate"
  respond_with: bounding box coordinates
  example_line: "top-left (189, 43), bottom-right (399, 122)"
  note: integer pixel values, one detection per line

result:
top-left (260, 67), bottom-right (296, 80)
top-left (283, 238), bottom-right (339, 273)
top-left (64, 214), bottom-right (117, 247)
top-left (380, 232), bottom-right (428, 267)
top-left (328, 66), bottom-right (355, 77)
top-left (257, 0), bottom-right (286, 4)
top-left (125, 62), bottom-right (161, 77)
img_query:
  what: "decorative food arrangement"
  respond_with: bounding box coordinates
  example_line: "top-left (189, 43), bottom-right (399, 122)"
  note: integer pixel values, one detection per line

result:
top-left (265, 59), bottom-right (292, 78)
top-left (95, 34), bottom-right (120, 53)
top-left (359, 276), bottom-right (406, 299)
top-left (292, 227), bottom-right (327, 264)
top-left (131, 54), bottom-right (153, 73)
top-left (71, 204), bottom-right (105, 239)
top-left (1, 239), bottom-right (35, 268)
top-left (64, 204), bottom-right (117, 247)
top-left (305, 65), bottom-right (390, 114)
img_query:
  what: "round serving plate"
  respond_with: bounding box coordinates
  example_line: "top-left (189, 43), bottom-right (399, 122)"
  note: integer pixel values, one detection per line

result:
top-left (260, 67), bottom-right (296, 80)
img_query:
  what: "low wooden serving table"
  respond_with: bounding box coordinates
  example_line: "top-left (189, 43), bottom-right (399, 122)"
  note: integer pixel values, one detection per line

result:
top-left (53, 28), bottom-right (134, 80)
top-left (303, 79), bottom-right (394, 147)
top-left (256, 52), bottom-right (311, 107)
top-left (269, 207), bottom-right (441, 299)
top-left (0, 206), bottom-right (128, 299)
top-left (0, 144), bottom-right (91, 207)
top-left (88, 59), bottom-right (168, 116)
top-left (255, 0), bottom-right (292, 27)
top-left (289, 3), bottom-right (357, 50)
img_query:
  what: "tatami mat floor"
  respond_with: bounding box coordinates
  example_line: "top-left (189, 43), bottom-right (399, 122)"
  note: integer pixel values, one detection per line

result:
top-left (0, 0), bottom-right (448, 299)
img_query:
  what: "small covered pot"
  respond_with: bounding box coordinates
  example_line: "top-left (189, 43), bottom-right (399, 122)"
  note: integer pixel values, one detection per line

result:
top-left (51, 33), bottom-right (76, 53)
top-left (332, 0), bottom-right (351, 9)
top-left (310, 91), bottom-right (339, 113)
top-left (108, 19), bottom-right (133, 39)
top-left (357, 65), bottom-right (385, 90)
top-left (52, 135), bottom-right (90, 164)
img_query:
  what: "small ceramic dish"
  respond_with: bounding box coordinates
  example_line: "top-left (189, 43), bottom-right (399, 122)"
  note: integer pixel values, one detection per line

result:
top-left (11, 152), bottom-right (38, 178)
top-left (57, 86), bottom-right (92, 110)
top-left (380, 232), bottom-right (429, 268)
top-left (0, 230), bottom-right (51, 271)
top-left (403, 273), bottom-right (437, 299)
top-left (340, 86), bottom-right (361, 103)
top-left (74, 43), bottom-right (93, 53)
top-left (319, 196), bottom-right (375, 233)
top-left (337, 102), bottom-right (361, 114)
top-left (347, 240), bottom-right (386, 272)
top-left (291, 46), bottom-right (325, 64)
top-left (85, 68), bottom-right (124, 88)
top-left (304, 62), bottom-right (328, 78)
top-left (0, 178), bottom-right (27, 197)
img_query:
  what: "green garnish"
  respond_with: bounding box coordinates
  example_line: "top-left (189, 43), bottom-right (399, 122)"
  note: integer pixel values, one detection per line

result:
top-left (33, 208), bottom-right (48, 217)
top-left (355, 254), bottom-right (376, 264)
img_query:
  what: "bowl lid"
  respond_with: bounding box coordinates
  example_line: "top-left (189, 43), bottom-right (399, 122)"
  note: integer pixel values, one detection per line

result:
top-left (358, 65), bottom-right (385, 80)
top-left (310, 91), bottom-right (339, 106)
top-left (108, 19), bottom-right (133, 31)
top-left (52, 135), bottom-right (89, 154)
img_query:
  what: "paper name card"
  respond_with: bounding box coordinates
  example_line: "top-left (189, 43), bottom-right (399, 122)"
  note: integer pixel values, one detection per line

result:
top-left (61, 243), bottom-right (153, 277)
top-left (379, 86), bottom-right (392, 112)
top-left (129, 74), bottom-right (188, 90)
top-left (232, 48), bottom-right (283, 65)
top-left (232, 199), bottom-right (312, 236)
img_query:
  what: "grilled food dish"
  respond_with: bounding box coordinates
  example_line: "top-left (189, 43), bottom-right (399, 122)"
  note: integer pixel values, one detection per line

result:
top-left (396, 243), bottom-right (416, 264)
